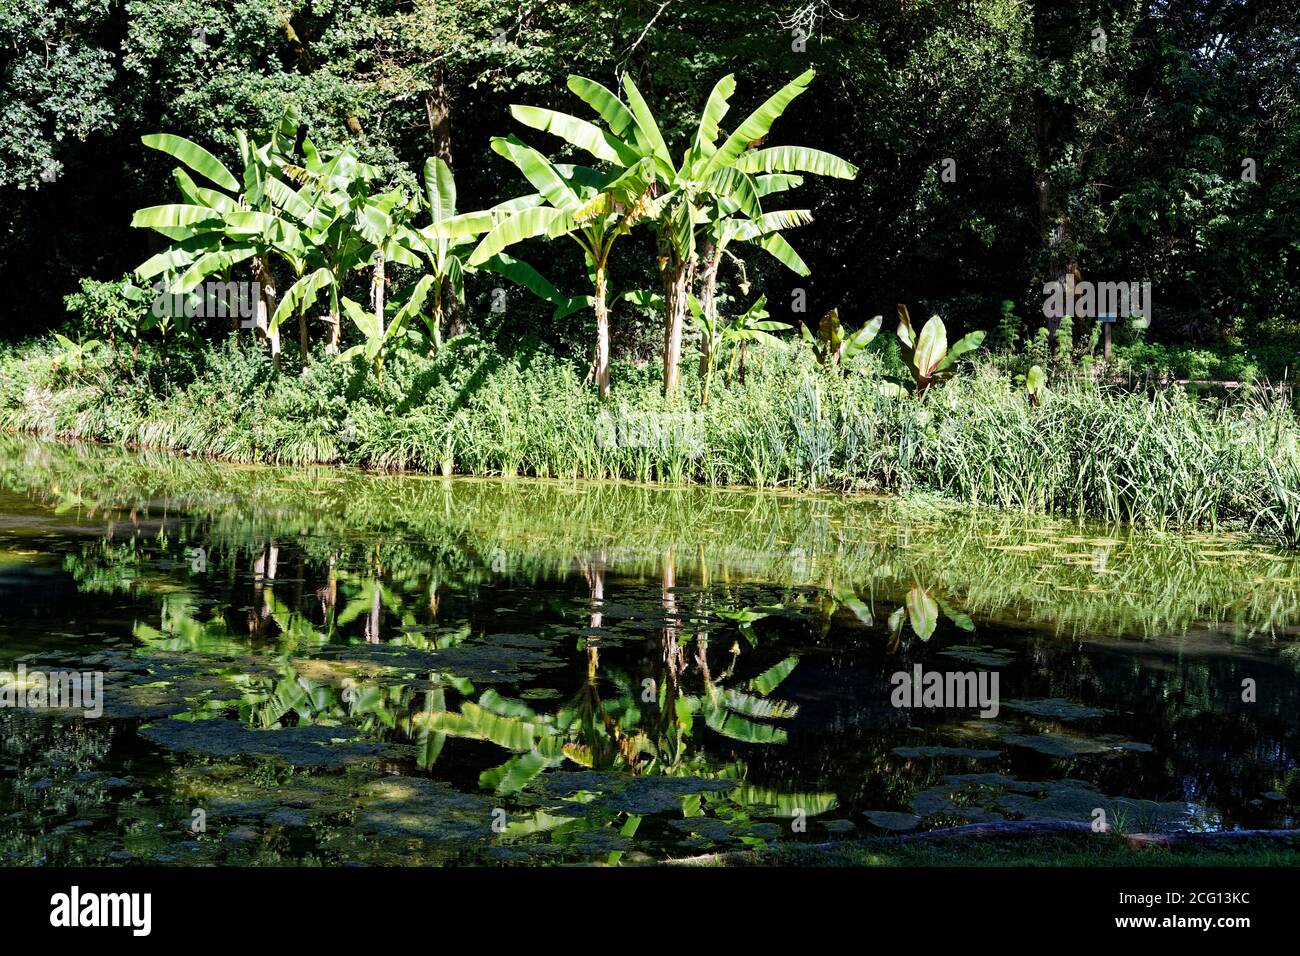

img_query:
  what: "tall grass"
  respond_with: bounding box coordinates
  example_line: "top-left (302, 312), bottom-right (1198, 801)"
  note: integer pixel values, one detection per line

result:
top-left (2, 335), bottom-right (1299, 544)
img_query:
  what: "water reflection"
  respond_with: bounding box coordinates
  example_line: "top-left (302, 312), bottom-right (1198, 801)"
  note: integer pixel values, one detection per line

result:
top-left (0, 433), bottom-right (1298, 865)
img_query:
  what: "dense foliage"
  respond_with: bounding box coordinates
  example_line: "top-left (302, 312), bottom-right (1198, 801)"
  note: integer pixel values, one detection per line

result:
top-left (5, 0), bottom-right (1298, 360)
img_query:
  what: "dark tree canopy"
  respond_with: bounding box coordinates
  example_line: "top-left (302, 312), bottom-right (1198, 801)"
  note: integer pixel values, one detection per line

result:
top-left (3, 0), bottom-right (1297, 354)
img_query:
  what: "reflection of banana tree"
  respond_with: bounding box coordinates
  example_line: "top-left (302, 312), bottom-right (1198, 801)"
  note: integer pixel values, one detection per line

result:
top-left (793, 576), bottom-right (876, 641)
top-left (336, 574), bottom-right (404, 643)
top-left (886, 581), bottom-right (975, 647)
top-left (236, 658), bottom-right (413, 731)
top-left (134, 594), bottom-right (247, 654)
top-left (415, 626), bottom-right (803, 795)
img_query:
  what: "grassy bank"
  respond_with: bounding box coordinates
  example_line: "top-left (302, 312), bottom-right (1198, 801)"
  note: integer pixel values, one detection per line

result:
top-left (3, 334), bottom-right (1299, 545)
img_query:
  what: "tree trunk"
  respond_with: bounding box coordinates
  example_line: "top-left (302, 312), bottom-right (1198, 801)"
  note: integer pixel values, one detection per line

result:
top-left (372, 253), bottom-right (385, 378)
top-left (326, 303), bottom-right (340, 355)
top-left (253, 257), bottom-right (280, 370)
top-left (696, 243), bottom-right (721, 382)
top-left (298, 308), bottom-right (309, 367)
top-left (430, 281), bottom-right (444, 353)
top-left (365, 581), bottom-right (381, 644)
top-left (661, 256), bottom-right (692, 399)
top-left (424, 68), bottom-right (453, 167)
top-left (594, 260), bottom-right (611, 399)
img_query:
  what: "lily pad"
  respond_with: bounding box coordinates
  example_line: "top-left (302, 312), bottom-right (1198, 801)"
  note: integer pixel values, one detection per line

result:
top-left (140, 718), bottom-right (382, 767)
top-left (1002, 698), bottom-right (1106, 721)
top-left (892, 745), bottom-right (1002, 759)
top-left (863, 810), bottom-right (922, 832)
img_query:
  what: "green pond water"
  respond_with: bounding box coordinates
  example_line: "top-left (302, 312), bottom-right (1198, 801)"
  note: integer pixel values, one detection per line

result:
top-left (1, 433), bottom-right (1298, 865)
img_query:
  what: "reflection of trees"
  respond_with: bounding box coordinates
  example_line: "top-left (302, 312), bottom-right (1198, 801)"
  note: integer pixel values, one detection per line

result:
top-left (12, 431), bottom-right (1300, 847)
top-left (14, 430), bottom-right (1300, 640)
top-left (418, 545), bottom-right (812, 797)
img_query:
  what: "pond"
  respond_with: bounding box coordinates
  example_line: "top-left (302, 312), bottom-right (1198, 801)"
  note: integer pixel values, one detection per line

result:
top-left (1, 433), bottom-right (1298, 865)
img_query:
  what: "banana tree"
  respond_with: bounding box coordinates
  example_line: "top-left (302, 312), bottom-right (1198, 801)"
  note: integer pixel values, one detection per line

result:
top-left (802, 308), bottom-right (882, 372)
top-left (510, 70), bottom-right (857, 397)
top-left (688, 293), bottom-right (788, 405)
top-left (338, 274), bottom-right (436, 379)
top-left (467, 134), bottom-right (657, 398)
top-left (131, 119), bottom-right (310, 369)
top-left (271, 139), bottom-right (382, 358)
top-left (894, 304), bottom-right (986, 395)
top-left (695, 173), bottom-right (812, 376)
top-left (722, 294), bottom-right (790, 383)
top-left (417, 155), bottom-right (577, 353)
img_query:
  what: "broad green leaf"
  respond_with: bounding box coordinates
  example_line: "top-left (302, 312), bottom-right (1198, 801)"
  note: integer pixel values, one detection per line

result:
top-left (912, 315), bottom-right (948, 379)
top-left (468, 206), bottom-right (566, 266)
top-left (490, 136), bottom-right (577, 210)
top-left (722, 688), bottom-right (798, 720)
top-left (704, 707), bottom-right (788, 744)
top-left (734, 208), bottom-right (813, 241)
top-left (843, 315), bottom-right (883, 356)
top-left (271, 267), bottom-right (334, 332)
top-left (510, 105), bottom-right (640, 166)
top-left (748, 656), bottom-right (799, 696)
top-left (754, 232), bottom-right (809, 275)
top-left (173, 247), bottom-right (256, 293)
top-left (691, 74), bottom-right (737, 164)
top-left (567, 75), bottom-right (642, 143)
top-left (479, 749), bottom-right (552, 794)
top-left (142, 133), bottom-right (239, 192)
top-left (479, 253), bottom-right (571, 312)
top-left (171, 168), bottom-right (240, 214)
top-left (934, 330), bottom-right (986, 373)
top-left (131, 204), bottom-right (222, 230)
top-left (620, 74), bottom-right (672, 167)
top-left (905, 585), bottom-right (939, 640)
top-left (755, 173), bottom-right (804, 196)
top-left (733, 145), bottom-right (857, 179)
top-left (704, 69), bottom-right (816, 177)
top-left (729, 786), bottom-right (837, 817)
top-left (423, 156), bottom-right (456, 223)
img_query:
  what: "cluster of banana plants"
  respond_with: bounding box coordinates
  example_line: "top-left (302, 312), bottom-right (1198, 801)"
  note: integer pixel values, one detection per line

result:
top-left (129, 109), bottom-right (566, 374)
top-left (803, 307), bottom-right (883, 372)
top-left (129, 70), bottom-right (857, 396)
top-left (414, 634), bottom-right (804, 796)
top-left (486, 69), bottom-right (856, 399)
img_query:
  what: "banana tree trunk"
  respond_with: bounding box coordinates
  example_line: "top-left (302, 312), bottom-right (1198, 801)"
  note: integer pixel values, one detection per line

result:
top-left (430, 281), bottom-right (443, 353)
top-left (253, 257), bottom-right (280, 370)
top-left (298, 308), bottom-right (309, 367)
top-left (326, 303), bottom-right (340, 355)
top-left (372, 253), bottom-right (386, 378)
top-left (594, 260), bottom-right (611, 400)
top-left (373, 254), bottom-right (386, 336)
top-left (661, 257), bottom-right (692, 399)
top-left (696, 244), bottom-right (721, 382)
